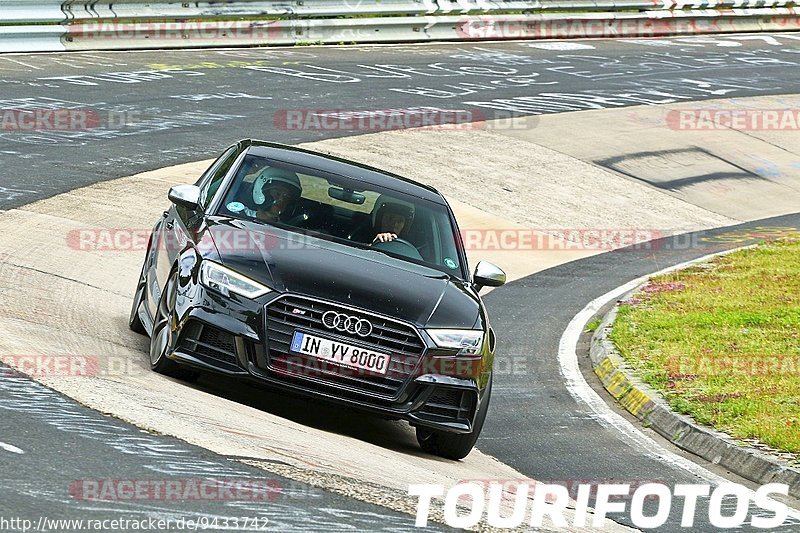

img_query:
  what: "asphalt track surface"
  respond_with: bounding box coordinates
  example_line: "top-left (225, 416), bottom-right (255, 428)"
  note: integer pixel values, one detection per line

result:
top-left (2, 33), bottom-right (800, 208)
top-left (0, 366), bottom-right (439, 531)
top-left (2, 34), bottom-right (800, 531)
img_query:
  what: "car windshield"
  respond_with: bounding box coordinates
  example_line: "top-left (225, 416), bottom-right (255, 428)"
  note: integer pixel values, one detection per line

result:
top-left (217, 154), bottom-right (465, 278)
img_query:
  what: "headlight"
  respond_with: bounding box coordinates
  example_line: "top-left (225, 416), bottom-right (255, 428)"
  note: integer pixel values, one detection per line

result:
top-left (426, 329), bottom-right (484, 356)
top-left (200, 260), bottom-right (271, 299)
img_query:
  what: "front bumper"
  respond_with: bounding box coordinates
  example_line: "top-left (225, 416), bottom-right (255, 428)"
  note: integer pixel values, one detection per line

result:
top-left (167, 287), bottom-right (490, 434)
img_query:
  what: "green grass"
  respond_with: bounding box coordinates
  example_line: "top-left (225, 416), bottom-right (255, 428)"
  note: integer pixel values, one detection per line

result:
top-left (611, 238), bottom-right (800, 457)
top-left (585, 318), bottom-right (602, 333)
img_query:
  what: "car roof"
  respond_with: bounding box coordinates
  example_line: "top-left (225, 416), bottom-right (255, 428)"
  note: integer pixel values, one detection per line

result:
top-left (242, 139), bottom-right (447, 205)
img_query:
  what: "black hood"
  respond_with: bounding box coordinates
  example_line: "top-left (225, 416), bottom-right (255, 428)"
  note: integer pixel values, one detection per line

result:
top-left (206, 217), bottom-right (480, 328)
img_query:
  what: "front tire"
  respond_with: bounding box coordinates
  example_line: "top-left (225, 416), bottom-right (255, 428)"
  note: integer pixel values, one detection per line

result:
top-left (416, 375), bottom-right (492, 460)
top-left (128, 262), bottom-right (148, 335)
top-left (149, 271), bottom-right (198, 381)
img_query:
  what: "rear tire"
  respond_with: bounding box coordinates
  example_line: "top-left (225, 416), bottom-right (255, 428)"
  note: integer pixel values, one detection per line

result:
top-left (416, 375), bottom-right (492, 460)
top-left (129, 276), bottom-right (148, 335)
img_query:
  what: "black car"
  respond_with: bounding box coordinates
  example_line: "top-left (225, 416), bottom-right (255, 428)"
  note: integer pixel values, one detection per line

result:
top-left (129, 140), bottom-right (506, 459)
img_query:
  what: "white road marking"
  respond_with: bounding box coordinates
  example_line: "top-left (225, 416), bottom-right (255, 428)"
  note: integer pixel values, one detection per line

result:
top-left (77, 53), bottom-right (129, 66)
top-left (729, 35), bottom-right (784, 46)
top-left (0, 441), bottom-right (24, 454)
top-left (0, 57), bottom-right (42, 70)
top-left (54, 59), bottom-right (87, 69)
top-left (557, 246), bottom-right (800, 518)
top-left (527, 42), bottom-right (596, 50)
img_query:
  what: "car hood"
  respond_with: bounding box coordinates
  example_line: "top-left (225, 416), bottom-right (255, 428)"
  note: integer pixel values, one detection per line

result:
top-left (206, 218), bottom-right (480, 328)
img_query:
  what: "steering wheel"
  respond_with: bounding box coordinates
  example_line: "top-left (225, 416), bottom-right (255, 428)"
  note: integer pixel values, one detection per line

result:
top-left (285, 211), bottom-right (310, 227)
top-left (391, 237), bottom-right (415, 248)
top-left (371, 237), bottom-right (423, 261)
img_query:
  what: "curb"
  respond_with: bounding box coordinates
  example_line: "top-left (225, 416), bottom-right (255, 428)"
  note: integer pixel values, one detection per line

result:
top-left (590, 292), bottom-right (800, 500)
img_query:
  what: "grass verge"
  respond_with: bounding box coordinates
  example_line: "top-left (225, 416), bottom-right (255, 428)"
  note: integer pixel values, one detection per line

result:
top-left (610, 238), bottom-right (800, 458)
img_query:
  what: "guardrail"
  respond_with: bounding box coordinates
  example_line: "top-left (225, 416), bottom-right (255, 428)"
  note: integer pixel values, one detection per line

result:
top-left (1, 1), bottom-right (798, 53)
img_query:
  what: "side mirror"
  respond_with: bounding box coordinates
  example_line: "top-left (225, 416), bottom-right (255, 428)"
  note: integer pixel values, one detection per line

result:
top-left (473, 260), bottom-right (506, 292)
top-left (168, 184), bottom-right (201, 210)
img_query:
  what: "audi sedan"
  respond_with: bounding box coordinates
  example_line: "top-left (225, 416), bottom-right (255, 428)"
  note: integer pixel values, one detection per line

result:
top-left (129, 139), bottom-right (506, 459)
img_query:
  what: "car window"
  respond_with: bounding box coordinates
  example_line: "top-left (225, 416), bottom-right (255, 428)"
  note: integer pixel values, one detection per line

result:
top-left (198, 145), bottom-right (239, 209)
top-left (297, 174), bottom-right (378, 214)
top-left (217, 154), bottom-right (464, 277)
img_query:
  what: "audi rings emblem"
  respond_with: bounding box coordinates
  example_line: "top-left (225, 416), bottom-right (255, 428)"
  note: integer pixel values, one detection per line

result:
top-left (321, 311), bottom-right (373, 337)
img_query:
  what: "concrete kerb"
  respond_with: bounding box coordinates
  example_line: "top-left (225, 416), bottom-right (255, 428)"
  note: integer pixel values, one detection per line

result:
top-left (589, 251), bottom-right (800, 500)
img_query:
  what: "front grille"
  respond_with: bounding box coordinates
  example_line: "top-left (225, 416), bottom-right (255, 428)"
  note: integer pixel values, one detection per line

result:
top-left (178, 321), bottom-right (238, 366)
top-left (419, 388), bottom-right (475, 422)
top-left (265, 295), bottom-right (425, 399)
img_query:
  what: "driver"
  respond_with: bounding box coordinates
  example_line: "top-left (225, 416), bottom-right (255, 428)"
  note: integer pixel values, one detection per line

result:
top-left (249, 167), bottom-right (303, 223)
top-left (372, 201), bottom-right (414, 244)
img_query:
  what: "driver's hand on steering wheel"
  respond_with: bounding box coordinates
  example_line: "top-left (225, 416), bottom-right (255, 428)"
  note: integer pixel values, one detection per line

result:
top-left (373, 232), bottom-right (397, 243)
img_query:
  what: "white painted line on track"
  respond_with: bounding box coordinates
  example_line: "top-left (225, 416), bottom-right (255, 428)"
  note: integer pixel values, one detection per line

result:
top-left (557, 246), bottom-right (800, 518)
top-left (0, 441), bottom-right (24, 454)
top-left (527, 42), bottom-right (596, 50)
top-left (0, 57), bottom-right (42, 70)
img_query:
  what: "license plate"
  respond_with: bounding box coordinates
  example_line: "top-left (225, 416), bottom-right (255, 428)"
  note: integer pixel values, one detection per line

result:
top-left (290, 331), bottom-right (389, 375)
